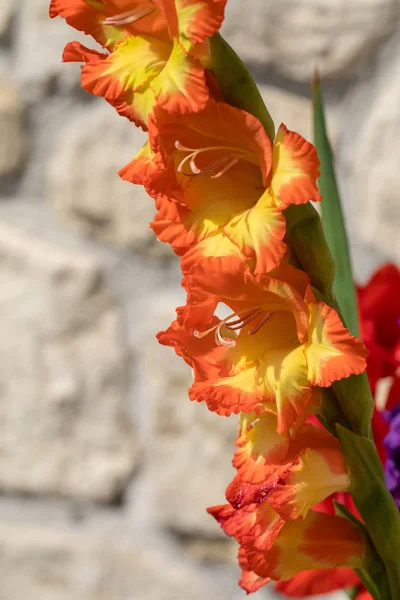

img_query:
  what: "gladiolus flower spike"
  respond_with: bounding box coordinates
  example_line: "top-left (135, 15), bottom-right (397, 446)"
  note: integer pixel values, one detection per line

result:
top-left (51, 4), bottom-right (400, 598)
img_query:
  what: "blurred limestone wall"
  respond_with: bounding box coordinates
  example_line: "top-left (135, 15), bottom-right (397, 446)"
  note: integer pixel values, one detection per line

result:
top-left (0, 1), bottom-right (399, 599)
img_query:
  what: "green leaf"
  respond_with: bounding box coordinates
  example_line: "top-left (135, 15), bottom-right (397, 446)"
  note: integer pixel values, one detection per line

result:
top-left (337, 425), bottom-right (400, 599)
top-left (313, 73), bottom-right (360, 337)
top-left (209, 33), bottom-right (275, 140)
top-left (334, 500), bottom-right (389, 600)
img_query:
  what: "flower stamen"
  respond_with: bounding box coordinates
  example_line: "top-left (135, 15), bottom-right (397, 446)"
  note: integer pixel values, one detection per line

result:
top-left (194, 308), bottom-right (271, 348)
top-left (226, 309), bottom-right (263, 330)
top-left (175, 141), bottom-right (245, 177)
top-left (103, 8), bottom-right (155, 27)
top-left (248, 312), bottom-right (272, 335)
top-left (212, 158), bottom-right (240, 179)
top-left (216, 327), bottom-right (237, 348)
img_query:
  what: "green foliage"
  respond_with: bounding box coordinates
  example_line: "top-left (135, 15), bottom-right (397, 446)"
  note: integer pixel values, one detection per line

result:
top-left (334, 500), bottom-right (390, 600)
top-left (333, 372), bottom-right (374, 439)
top-left (337, 425), bottom-right (400, 599)
top-left (313, 74), bottom-right (360, 337)
top-left (209, 33), bottom-right (275, 140)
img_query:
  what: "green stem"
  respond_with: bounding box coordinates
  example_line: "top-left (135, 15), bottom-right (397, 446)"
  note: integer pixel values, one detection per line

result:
top-left (284, 203), bottom-right (336, 303)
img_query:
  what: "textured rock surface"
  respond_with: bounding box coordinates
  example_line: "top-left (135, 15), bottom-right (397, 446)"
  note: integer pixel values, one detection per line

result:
top-left (223, 0), bottom-right (399, 81)
top-left (0, 520), bottom-right (234, 600)
top-left (0, 0), bottom-right (15, 41)
top-left (47, 103), bottom-right (170, 256)
top-left (139, 293), bottom-right (238, 536)
top-left (145, 336), bottom-right (237, 537)
top-left (0, 2), bottom-right (397, 599)
top-left (259, 84), bottom-right (339, 147)
top-left (0, 81), bottom-right (27, 180)
top-left (0, 221), bottom-right (136, 502)
top-left (339, 37), bottom-right (400, 264)
top-left (13, 0), bottom-right (89, 98)
top-left (259, 85), bottom-right (314, 141)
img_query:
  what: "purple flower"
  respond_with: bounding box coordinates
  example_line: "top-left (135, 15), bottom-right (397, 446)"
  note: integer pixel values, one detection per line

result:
top-left (384, 404), bottom-right (400, 509)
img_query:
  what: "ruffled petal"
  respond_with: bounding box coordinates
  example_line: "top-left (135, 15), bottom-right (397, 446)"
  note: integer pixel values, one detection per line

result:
top-left (157, 310), bottom-right (225, 383)
top-left (244, 511), bottom-right (365, 581)
top-left (306, 302), bottom-right (368, 387)
top-left (62, 40), bottom-right (157, 128)
top-left (181, 234), bottom-right (248, 274)
top-left (149, 40), bottom-right (208, 114)
top-left (209, 501), bottom-right (286, 554)
top-left (275, 568), bottom-right (360, 597)
top-left (152, 197), bottom-right (195, 256)
top-left (223, 189), bottom-right (287, 275)
top-left (238, 547), bottom-right (270, 594)
top-left (225, 474), bottom-right (279, 510)
top-left (50, 0), bottom-right (125, 49)
top-left (230, 418), bottom-right (345, 514)
top-left (207, 503), bottom-right (260, 544)
top-left (268, 447), bottom-right (349, 520)
top-left (108, 85), bottom-right (158, 129)
top-left (73, 36), bottom-right (209, 122)
top-left (239, 568), bottom-right (270, 594)
top-left (271, 124), bottom-right (321, 209)
top-left (118, 140), bottom-right (161, 185)
top-left (190, 367), bottom-right (276, 417)
top-left (257, 339), bottom-right (313, 435)
top-left (80, 35), bottom-right (169, 100)
top-left (62, 40), bottom-right (108, 64)
top-left (233, 412), bottom-right (291, 484)
top-left (174, 0), bottom-right (227, 46)
top-left (154, 163), bottom-right (271, 267)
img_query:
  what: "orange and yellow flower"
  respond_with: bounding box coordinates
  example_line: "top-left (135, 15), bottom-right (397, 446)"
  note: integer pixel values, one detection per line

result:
top-left (227, 412), bottom-right (350, 521)
top-left (120, 100), bottom-right (322, 274)
top-left (158, 263), bottom-right (368, 433)
top-left (50, 0), bottom-right (227, 127)
top-left (208, 500), bottom-right (365, 591)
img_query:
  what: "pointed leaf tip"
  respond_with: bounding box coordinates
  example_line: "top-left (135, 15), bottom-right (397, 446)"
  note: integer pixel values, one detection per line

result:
top-left (313, 77), bottom-right (360, 337)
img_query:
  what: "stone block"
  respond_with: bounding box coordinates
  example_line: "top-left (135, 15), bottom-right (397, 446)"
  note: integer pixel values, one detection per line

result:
top-left (222, 0), bottom-right (398, 81)
top-left (0, 221), bottom-right (136, 502)
top-left (0, 521), bottom-right (234, 600)
top-left (258, 84), bottom-right (338, 148)
top-left (0, 81), bottom-right (27, 180)
top-left (339, 37), bottom-right (400, 265)
top-left (13, 0), bottom-right (88, 98)
top-left (138, 293), bottom-right (238, 538)
top-left (47, 103), bottom-right (171, 257)
top-left (0, 0), bottom-right (15, 41)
